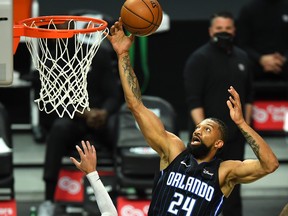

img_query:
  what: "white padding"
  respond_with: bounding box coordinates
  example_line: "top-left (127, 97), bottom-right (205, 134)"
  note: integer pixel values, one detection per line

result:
top-left (155, 11), bottom-right (170, 33)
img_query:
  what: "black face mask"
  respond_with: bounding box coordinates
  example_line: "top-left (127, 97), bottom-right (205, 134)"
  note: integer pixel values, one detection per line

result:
top-left (211, 32), bottom-right (234, 53)
top-left (186, 142), bottom-right (212, 159)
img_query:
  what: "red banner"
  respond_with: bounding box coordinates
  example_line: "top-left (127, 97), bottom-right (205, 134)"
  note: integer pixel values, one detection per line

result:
top-left (252, 101), bottom-right (288, 131)
top-left (117, 197), bottom-right (151, 216)
top-left (0, 200), bottom-right (17, 216)
top-left (54, 169), bottom-right (84, 203)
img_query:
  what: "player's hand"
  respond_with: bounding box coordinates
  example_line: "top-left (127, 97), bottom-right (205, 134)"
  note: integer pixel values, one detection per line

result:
top-left (70, 140), bottom-right (97, 175)
top-left (106, 17), bottom-right (135, 56)
top-left (226, 86), bottom-right (245, 126)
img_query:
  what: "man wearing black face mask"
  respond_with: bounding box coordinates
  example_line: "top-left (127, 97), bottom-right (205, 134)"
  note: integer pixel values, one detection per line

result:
top-left (183, 11), bottom-right (254, 216)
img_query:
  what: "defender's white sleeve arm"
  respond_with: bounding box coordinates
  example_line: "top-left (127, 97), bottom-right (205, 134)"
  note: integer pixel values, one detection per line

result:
top-left (86, 171), bottom-right (118, 216)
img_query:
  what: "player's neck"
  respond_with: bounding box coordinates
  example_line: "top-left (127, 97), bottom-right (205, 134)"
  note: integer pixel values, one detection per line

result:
top-left (195, 153), bottom-right (215, 164)
top-left (195, 157), bottom-right (212, 164)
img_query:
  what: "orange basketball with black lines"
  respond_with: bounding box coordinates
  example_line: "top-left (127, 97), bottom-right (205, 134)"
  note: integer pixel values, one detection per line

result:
top-left (120, 0), bottom-right (163, 36)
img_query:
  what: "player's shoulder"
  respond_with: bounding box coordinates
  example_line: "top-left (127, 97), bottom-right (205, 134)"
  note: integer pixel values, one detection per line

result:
top-left (167, 132), bottom-right (186, 153)
top-left (167, 132), bottom-right (186, 150)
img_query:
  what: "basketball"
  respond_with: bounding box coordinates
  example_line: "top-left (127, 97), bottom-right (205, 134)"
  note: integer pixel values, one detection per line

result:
top-left (120, 0), bottom-right (163, 36)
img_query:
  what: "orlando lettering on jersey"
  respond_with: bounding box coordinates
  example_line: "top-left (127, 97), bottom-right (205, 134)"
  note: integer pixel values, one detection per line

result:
top-left (148, 150), bottom-right (225, 216)
top-left (167, 171), bottom-right (214, 202)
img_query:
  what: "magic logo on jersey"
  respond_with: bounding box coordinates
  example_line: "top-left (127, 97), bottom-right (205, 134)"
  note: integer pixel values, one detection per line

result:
top-left (166, 171), bottom-right (215, 202)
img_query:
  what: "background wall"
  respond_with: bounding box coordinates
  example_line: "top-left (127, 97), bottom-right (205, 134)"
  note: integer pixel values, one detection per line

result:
top-left (39, 0), bottom-right (251, 20)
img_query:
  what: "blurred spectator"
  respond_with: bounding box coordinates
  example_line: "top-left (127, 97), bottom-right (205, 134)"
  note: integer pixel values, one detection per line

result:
top-left (237, 0), bottom-right (288, 86)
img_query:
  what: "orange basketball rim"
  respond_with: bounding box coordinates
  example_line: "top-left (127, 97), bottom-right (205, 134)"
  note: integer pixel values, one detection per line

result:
top-left (12, 15), bottom-right (109, 119)
top-left (13, 15), bottom-right (108, 54)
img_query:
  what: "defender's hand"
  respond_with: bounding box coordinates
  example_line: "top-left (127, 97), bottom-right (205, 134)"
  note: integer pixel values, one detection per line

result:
top-left (70, 140), bottom-right (97, 175)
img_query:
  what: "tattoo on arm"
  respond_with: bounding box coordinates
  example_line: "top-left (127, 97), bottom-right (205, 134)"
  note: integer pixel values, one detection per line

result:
top-left (121, 54), bottom-right (142, 100)
top-left (240, 128), bottom-right (260, 160)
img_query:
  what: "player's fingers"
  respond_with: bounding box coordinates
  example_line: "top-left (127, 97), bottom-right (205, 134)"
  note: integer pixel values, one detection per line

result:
top-left (118, 17), bottom-right (122, 25)
top-left (81, 140), bottom-right (88, 154)
top-left (114, 21), bottom-right (120, 31)
top-left (91, 145), bottom-right (96, 154)
top-left (75, 146), bottom-right (85, 162)
top-left (76, 144), bottom-right (84, 158)
top-left (118, 18), bottom-right (124, 31)
top-left (228, 96), bottom-right (236, 108)
top-left (229, 96), bottom-right (236, 104)
top-left (70, 157), bottom-right (79, 166)
top-left (86, 141), bottom-right (92, 152)
top-left (226, 100), bottom-right (233, 110)
top-left (91, 145), bottom-right (97, 159)
top-left (110, 25), bottom-right (115, 35)
top-left (228, 86), bottom-right (240, 102)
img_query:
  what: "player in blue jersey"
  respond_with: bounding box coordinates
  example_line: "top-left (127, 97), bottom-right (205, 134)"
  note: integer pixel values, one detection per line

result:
top-left (107, 18), bottom-right (279, 216)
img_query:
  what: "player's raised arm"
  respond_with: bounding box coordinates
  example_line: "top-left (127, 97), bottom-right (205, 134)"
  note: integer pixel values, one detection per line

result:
top-left (70, 141), bottom-right (117, 216)
top-left (106, 19), bottom-right (184, 161)
top-left (225, 86), bottom-right (279, 184)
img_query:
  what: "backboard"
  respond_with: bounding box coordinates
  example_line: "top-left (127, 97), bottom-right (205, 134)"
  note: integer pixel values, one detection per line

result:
top-left (0, 0), bottom-right (13, 86)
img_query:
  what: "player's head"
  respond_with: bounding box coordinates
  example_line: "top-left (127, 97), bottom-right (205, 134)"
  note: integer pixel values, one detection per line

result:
top-left (187, 118), bottom-right (227, 159)
top-left (209, 11), bottom-right (235, 37)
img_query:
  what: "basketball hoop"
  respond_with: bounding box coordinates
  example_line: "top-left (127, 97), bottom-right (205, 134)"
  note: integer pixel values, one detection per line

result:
top-left (13, 15), bottom-right (108, 118)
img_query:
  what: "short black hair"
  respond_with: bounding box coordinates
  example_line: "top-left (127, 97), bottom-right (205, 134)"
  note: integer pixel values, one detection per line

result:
top-left (208, 117), bottom-right (228, 143)
top-left (210, 11), bottom-right (234, 26)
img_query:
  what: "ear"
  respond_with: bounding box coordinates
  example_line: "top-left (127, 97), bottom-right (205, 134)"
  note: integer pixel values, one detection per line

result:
top-left (208, 27), bottom-right (213, 38)
top-left (215, 140), bottom-right (224, 149)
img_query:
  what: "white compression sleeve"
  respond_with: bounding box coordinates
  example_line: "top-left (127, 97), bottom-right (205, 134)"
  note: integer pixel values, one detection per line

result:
top-left (86, 171), bottom-right (118, 216)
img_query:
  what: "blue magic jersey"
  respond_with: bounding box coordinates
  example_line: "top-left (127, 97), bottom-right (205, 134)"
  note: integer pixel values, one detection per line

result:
top-left (148, 149), bottom-right (225, 216)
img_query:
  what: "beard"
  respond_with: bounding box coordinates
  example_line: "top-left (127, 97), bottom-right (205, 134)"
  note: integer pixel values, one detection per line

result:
top-left (186, 142), bottom-right (212, 159)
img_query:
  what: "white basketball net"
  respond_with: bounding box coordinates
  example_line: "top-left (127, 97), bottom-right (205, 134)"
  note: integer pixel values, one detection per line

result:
top-left (24, 18), bottom-right (108, 118)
